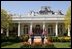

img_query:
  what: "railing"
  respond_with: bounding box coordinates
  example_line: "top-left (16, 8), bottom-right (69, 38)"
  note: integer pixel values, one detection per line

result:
top-left (12, 15), bottom-right (65, 18)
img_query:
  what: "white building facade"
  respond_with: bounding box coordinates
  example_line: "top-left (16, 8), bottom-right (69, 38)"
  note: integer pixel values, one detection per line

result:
top-left (2, 6), bottom-right (71, 37)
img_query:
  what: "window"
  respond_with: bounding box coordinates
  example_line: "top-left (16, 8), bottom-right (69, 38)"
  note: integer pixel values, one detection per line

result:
top-left (47, 24), bottom-right (54, 36)
top-left (24, 25), bottom-right (29, 34)
top-left (58, 24), bottom-right (65, 36)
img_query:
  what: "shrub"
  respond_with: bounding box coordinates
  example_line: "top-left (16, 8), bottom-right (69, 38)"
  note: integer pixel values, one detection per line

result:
top-left (1, 35), bottom-right (8, 42)
top-left (1, 34), bottom-right (21, 42)
top-left (58, 36), bottom-right (71, 42)
top-left (63, 32), bottom-right (68, 36)
top-left (51, 36), bottom-right (58, 42)
top-left (58, 37), bottom-right (63, 42)
top-left (20, 34), bottom-right (29, 42)
top-left (47, 36), bottom-right (71, 42)
top-left (46, 36), bottom-right (71, 42)
top-left (7, 36), bottom-right (21, 42)
top-left (63, 36), bottom-right (71, 42)
top-left (46, 36), bottom-right (52, 42)
top-left (46, 36), bottom-right (58, 42)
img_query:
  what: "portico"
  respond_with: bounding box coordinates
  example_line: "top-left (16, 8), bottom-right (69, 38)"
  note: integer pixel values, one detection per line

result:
top-left (16, 22), bottom-right (65, 37)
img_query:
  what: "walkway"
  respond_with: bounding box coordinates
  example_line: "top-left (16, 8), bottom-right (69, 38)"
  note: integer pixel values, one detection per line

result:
top-left (28, 36), bottom-right (47, 44)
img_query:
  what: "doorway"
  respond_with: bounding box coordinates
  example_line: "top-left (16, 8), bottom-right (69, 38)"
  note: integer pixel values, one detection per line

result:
top-left (33, 25), bottom-right (43, 35)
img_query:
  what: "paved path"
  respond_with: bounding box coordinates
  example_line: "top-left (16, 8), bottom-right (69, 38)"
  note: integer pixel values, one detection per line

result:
top-left (28, 36), bottom-right (47, 44)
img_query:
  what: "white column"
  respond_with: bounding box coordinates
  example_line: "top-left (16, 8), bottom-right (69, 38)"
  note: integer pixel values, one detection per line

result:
top-left (29, 23), bottom-right (33, 35)
top-left (68, 25), bottom-right (70, 36)
top-left (18, 22), bottom-right (20, 36)
top-left (55, 23), bottom-right (58, 36)
top-left (1, 28), bottom-right (3, 34)
top-left (43, 23), bottom-right (45, 30)
top-left (6, 29), bottom-right (9, 37)
top-left (42, 22), bottom-right (45, 35)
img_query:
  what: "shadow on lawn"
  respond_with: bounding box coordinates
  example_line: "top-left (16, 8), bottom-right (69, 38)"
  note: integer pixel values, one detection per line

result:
top-left (1, 42), bottom-right (17, 47)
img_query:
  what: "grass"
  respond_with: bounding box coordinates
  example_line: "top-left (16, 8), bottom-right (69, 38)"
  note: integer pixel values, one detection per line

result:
top-left (53, 42), bottom-right (71, 48)
top-left (1, 42), bottom-right (22, 48)
top-left (1, 42), bottom-right (71, 48)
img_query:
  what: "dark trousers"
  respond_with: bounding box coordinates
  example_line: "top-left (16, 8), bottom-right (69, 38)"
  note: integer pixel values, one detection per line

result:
top-left (41, 35), bottom-right (45, 44)
top-left (31, 35), bottom-right (34, 44)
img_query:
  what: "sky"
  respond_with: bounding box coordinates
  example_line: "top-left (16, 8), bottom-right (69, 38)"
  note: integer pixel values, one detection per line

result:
top-left (1, 1), bottom-right (71, 14)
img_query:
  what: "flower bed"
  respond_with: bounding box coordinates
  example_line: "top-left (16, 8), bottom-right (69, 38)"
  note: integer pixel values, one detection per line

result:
top-left (46, 36), bottom-right (71, 42)
top-left (21, 36), bottom-right (71, 48)
top-left (21, 40), bottom-right (54, 48)
top-left (58, 36), bottom-right (71, 42)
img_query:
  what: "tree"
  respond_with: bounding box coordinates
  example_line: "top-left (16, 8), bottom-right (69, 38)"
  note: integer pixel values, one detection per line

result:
top-left (64, 6), bottom-right (71, 29)
top-left (1, 9), bottom-right (12, 29)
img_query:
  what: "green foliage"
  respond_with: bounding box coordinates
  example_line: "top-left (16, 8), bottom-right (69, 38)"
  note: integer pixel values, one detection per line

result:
top-left (63, 32), bottom-right (68, 36)
top-left (1, 9), bottom-right (12, 29)
top-left (46, 36), bottom-right (71, 42)
top-left (50, 36), bottom-right (58, 42)
top-left (8, 36), bottom-right (21, 42)
top-left (20, 34), bottom-right (29, 42)
top-left (57, 36), bottom-right (71, 42)
top-left (46, 36), bottom-right (59, 42)
top-left (64, 6), bottom-right (71, 29)
top-left (1, 35), bottom-right (8, 42)
top-left (1, 35), bottom-right (21, 43)
top-left (46, 36), bottom-right (52, 42)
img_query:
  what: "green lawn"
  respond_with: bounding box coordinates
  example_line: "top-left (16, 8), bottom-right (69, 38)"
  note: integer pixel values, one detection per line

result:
top-left (53, 42), bottom-right (71, 48)
top-left (1, 42), bottom-right (71, 48)
top-left (1, 42), bottom-right (22, 48)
